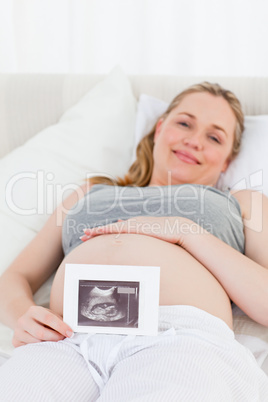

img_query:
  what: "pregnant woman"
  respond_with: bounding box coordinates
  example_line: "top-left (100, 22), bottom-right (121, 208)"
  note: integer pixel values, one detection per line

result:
top-left (1, 82), bottom-right (268, 401)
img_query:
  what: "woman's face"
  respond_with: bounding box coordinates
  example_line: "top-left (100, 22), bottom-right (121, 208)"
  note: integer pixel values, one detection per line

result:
top-left (150, 92), bottom-right (237, 187)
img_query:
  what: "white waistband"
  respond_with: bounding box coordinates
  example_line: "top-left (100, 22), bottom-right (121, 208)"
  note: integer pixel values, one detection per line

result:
top-left (158, 305), bottom-right (234, 340)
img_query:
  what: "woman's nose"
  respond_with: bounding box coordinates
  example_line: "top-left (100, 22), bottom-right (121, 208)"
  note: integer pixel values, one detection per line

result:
top-left (183, 132), bottom-right (203, 150)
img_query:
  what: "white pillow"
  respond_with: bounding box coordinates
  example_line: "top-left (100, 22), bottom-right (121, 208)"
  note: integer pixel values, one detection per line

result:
top-left (134, 94), bottom-right (268, 196)
top-left (0, 66), bottom-right (136, 276)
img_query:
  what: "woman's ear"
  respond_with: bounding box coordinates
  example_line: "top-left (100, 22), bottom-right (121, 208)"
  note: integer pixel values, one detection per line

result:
top-left (154, 118), bottom-right (164, 142)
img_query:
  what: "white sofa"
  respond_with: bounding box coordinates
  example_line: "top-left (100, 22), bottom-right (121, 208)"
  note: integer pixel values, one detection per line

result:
top-left (1, 74), bottom-right (268, 159)
top-left (1, 69), bottom-right (268, 373)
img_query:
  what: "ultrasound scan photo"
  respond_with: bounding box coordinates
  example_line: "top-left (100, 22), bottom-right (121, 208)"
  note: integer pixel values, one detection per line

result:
top-left (78, 280), bottom-right (139, 328)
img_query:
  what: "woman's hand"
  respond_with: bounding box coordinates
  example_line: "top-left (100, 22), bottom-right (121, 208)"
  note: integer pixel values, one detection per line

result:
top-left (80, 216), bottom-right (200, 247)
top-left (12, 305), bottom-right (74, 348)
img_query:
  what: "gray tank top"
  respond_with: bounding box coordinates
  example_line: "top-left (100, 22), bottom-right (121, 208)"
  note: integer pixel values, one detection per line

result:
top-left (62, 184), bottom-right (244, 256)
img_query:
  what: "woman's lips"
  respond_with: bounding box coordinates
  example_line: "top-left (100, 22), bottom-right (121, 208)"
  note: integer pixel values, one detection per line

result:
top-left (173, 150), bottom-right (200, 165)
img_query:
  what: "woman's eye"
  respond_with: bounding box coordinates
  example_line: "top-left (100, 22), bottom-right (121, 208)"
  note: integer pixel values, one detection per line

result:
top-left (209, 135), bottom-right (221, 144)
top-left (178, 122), bottom-right (189, 128)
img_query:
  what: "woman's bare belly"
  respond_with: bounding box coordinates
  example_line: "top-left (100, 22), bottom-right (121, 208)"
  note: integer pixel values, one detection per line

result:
top-left (50, 234), bottom-right (233, 329)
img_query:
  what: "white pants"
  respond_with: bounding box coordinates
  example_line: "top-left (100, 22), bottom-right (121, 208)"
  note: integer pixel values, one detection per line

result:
top-left (1, 306), bottom-right (268, 402)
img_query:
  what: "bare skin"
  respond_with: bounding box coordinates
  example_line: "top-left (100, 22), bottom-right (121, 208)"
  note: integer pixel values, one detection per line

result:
top-left (50, 232), bottom-right (233, 328)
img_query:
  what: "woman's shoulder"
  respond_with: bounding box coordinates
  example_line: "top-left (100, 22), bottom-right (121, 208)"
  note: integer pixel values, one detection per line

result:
top-left (230, 189), bottom-right (268, 220)
top-left (62, 181), bottom-right (92, 207)
top-left (58, 182), bottom-right (92, 223)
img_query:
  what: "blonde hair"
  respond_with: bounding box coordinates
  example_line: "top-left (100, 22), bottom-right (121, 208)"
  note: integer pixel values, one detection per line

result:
top-left (90, 82), bottom-right (244, 187)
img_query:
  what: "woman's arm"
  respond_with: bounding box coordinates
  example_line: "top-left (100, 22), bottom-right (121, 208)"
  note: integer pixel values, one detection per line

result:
top-left (0, 182), bottom-right (90, 346)
top-left (180, 190), bottom-right (268, 327)
top-left (82, 191), bottom-right (268, 327)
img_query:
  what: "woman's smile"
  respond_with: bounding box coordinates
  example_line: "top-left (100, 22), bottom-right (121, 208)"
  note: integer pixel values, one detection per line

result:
top-left (173, 149), bottom-right (201, 165)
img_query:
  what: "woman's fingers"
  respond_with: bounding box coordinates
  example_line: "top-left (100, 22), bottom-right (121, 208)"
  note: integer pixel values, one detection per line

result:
top-left (29, 306), bottom-right (73, 338)
top-left (82, 217), bottom-right (187, 245)
top-left (12, 325), bottom-right (65, 348)
top-left (24, 317), bottom-right (66, 341)
top-left (83, 217), bottom-right (162, 237)
top-left (80, 234), bottom-right (92, 241)
top-left (30, 306), bottom-right (73, 337)
top-left (13, 306), bottom-right (74, 347)
top-left (82, 218), bottom-right (158, 240)
top-left (12, 327), bottom-right (41, 347)
top-left (82, 220), bottom-right (128, 239)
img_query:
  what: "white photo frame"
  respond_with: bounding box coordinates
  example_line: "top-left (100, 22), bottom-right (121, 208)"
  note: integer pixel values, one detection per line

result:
top-left (63, 264), bottom-right (160, 336)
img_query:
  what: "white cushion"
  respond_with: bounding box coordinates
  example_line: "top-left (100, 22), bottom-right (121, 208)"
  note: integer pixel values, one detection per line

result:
top-left (132, 94), bottom-right (168, 163)
top-left (0, 66), bottom-right (136, 276)
top-left (134, 94), bottom-right (268, 196)
top-left (217, 116), bottom-right (268, 193)
top-left (0, 66), bottom-right (137, 357)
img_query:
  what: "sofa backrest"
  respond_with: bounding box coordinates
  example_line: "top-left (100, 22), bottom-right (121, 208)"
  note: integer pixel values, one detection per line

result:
top-left (1, 74), bottom-right (268, 158)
